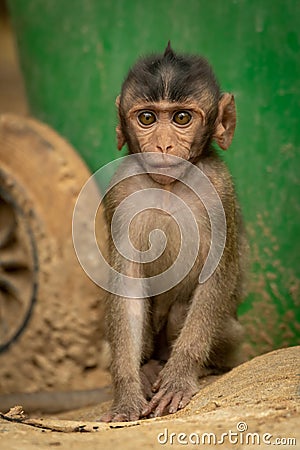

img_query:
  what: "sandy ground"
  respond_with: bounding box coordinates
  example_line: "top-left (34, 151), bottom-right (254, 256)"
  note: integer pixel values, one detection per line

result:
top-left (1, 346), bottom-right (299, 449)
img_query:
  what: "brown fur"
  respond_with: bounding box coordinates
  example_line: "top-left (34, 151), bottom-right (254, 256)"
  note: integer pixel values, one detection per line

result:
top-left (101, 46), bottom-right (246, 422)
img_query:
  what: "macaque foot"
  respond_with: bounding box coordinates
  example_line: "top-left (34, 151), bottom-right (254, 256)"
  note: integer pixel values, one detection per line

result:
top-left (140, 359), bottom-right (164, 399)
top-left (100, 409), bottom-right (140, 423)
top-left (100, 361), bottom-right (163, 422)
top-left (141, 375), bottom-right (198, 418)
top-left (100, 396), bottom-right (148, 422)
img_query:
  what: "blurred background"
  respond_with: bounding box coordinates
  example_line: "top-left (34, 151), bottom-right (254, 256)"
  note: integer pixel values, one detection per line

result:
top-left (0, 0), bottom-right (299, 395)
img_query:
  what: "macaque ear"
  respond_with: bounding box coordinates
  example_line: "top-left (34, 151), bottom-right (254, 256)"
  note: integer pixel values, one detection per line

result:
top-left (115, 95), bottom-right (126, 150)
top-left (213, 93), bottom-right (236, 150)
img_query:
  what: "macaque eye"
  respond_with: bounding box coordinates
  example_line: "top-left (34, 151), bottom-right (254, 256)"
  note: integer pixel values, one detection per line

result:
top-left (138, 111), bottom-right (156, 126)
top-left (173, 111), bottom-right (192, 126)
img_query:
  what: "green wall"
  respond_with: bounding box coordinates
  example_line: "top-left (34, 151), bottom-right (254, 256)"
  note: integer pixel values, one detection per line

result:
top-left (8, 0), bottom-right (300, 356)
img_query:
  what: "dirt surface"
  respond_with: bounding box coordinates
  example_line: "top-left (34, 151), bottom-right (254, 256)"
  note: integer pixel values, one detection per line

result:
top-left (0, 346), bottom-right (299, 449)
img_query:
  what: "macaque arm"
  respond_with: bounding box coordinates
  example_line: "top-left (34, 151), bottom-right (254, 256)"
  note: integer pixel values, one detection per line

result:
top-left (142, 264), bottom-right (237, 417)
top-left (100, 249), bottom-right (149, 422)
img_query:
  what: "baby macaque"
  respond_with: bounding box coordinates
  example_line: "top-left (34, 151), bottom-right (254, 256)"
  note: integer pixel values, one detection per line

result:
top-left (101, 43), bottom-right (245, 422)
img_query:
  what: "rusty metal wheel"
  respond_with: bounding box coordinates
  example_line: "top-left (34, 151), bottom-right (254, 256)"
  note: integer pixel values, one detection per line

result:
top-left (0, 188), bottom-right (37, 352)
top-left (0, 114), bottom-right (107, 393)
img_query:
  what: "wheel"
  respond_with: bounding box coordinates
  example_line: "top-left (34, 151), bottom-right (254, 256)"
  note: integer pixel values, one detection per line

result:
top-left (0, 114), bottom-right (108, 393)
top-left (0, 186), bottom-right (37, 352)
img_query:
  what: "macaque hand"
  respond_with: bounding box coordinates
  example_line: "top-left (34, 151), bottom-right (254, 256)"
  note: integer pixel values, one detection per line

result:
top-left (141, 370), bottom-right (198, 418)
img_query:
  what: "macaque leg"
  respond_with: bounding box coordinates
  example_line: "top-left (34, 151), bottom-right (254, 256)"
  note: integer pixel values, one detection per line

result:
top-left (142, 271), bottom-right (238, 418)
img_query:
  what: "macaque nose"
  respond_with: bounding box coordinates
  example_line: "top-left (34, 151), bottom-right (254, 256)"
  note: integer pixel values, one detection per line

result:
top-left (156, 144), bottom-right (174, 153)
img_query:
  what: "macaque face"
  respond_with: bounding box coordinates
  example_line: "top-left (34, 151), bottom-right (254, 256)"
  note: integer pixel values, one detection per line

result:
top-left (128, 100), bottom-right (205, 158)
top-left (125, 100), bottom-right (206, 184)
top-left (116, 46), bottom-right (236, 185)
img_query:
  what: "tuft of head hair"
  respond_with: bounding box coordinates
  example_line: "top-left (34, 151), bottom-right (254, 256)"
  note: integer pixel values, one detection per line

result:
top-left (163, 40), bottom-right (174, 57)
top-left (120, 44), bottom-right (220, 118)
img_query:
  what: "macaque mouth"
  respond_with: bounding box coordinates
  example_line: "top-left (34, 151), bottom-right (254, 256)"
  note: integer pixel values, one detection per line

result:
top-left (147, 161), bottom-right (183, 169)
top-left (143, 154), bottom-right (187, 169)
